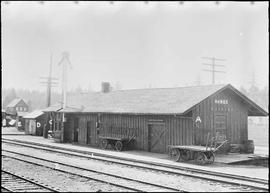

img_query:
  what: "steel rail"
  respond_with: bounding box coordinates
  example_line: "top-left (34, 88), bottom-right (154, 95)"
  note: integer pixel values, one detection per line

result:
top-left (2, 138), bottom-right (267, 184)
top-left (2, 152), bottom-right (182, 192)
top-left (1, 185), bottom-right (12, 192)
top-left (1, 170), bottom-right (59, 192)
top-left (2, 138), bottom-right (268, 191)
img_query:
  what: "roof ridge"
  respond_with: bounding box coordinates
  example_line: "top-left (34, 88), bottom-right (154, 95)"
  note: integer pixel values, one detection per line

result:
top-left (67, 84), bottom-right (227, 95)
top-left (6, 98), bottom-right (23, 107)
top-left (113, 84), bottom-right (227, 92)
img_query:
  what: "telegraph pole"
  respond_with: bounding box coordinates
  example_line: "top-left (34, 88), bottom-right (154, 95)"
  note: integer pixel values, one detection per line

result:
top-left (58, 52), bottom-right (72, 109)
top-left (202, 57), bottom-right (226, 85)
top-left (40, 53), bottom-right (59, 107)
top-left (58, 51), bottom-right (72, 142)
top-left (40, 53), bottom-right (58, 139)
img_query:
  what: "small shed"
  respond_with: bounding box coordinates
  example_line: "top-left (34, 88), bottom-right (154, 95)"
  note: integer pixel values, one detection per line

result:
top-left (24, 110), bottom-right (46, 136)
top-left (42, 104), bottom-right (63, 138)
top-left (17, 111), bottom-right (28, 130)
top-left (4, 109), bottom-right (17, 127)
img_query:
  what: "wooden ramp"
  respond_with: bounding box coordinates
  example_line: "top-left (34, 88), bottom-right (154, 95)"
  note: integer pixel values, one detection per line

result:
top-left (215, 153), bottom-right (268, 167)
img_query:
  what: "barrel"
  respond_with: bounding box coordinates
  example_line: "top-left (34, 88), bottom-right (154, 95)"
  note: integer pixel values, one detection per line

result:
top-left (244, 140), bottom-right (255, 154)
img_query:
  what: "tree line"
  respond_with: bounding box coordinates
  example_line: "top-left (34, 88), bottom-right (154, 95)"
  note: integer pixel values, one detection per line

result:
top-left (1, 82), bottom-right (123, 111)
top-left (239, 84), bottom-right (268, 111)
top-left (2, 88), bottom-right (62, 111)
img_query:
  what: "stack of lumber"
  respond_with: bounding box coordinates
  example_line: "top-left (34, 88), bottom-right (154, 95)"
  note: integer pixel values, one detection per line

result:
top-left (229, 144), bottom-right (243, 153)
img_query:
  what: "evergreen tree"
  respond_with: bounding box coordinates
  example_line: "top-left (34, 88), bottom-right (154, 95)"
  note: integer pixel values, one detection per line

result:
top-left (87, 82), bottom-right (93, 92)
top-left (113, 81), bottom-right (122, 91)
top-left (239, 86), bottom-right (248, 96)
top-left (27, 100), bottom-right (32, 112)
top-left (3, 88), bottom-right (17, 108)
top-left (75, 85), bottom-right (83, 93)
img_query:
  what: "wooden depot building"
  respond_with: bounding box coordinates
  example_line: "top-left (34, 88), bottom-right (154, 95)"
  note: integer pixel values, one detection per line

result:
top-left (43, 84), bottom-right (268, 154)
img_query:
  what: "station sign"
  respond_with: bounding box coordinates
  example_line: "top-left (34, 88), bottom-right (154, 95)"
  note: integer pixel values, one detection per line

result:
top-left (195, 116), bottom-right (202, 128)
top-left (195, 116), bottom-right (202, 123)
top-left (214, 99), bottom-right (228, 104)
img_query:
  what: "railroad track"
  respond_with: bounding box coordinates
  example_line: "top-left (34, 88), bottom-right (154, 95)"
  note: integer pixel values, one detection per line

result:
top-left (1, 170), bottom-right (59, 192)
top-left (2, 138), bottom-right (269, 191)
top-left (2, 151), bottom-right (182, 192)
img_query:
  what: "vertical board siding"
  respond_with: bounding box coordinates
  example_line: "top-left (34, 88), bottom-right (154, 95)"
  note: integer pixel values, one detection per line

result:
top-left (191, 89), bottom-right (248, 145)
top-left (62, 88), bottom-right (250, 153)
top-left (65, 112), bottom-right (192, 153)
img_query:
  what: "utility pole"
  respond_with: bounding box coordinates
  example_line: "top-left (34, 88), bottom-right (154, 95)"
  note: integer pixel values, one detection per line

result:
top-left (202, 57), bottom-right (226, 85)
top-left (40, 53), bottom-right (58, 139)
top-left (58, 52), bottom-right (72, 110)
top-left (58, 51), bottom-right (72, 142)
top-left (40, 53), bottom-right (59, 107)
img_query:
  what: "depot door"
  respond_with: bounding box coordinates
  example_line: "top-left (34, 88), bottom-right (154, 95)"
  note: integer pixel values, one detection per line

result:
top-left (148, 124), bottom-right (165, 153)
top-left (86, 121), bottom-right (91, 144)
top-left (214, 115), bottom-right (227, 141)
top-left (73, 117), bottom-right (79, 142)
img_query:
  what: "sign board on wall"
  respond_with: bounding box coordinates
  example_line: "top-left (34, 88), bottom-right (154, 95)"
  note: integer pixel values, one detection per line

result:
top-left (195, 116), bottom-right (202, 123)
top-left (214, 99), bottom-right (228, 104)
top-left (195, 116), bottom-right (202, 128)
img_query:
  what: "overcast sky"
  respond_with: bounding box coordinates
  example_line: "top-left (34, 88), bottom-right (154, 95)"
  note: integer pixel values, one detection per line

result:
top-left (2, 1), bottom-right (269, 92)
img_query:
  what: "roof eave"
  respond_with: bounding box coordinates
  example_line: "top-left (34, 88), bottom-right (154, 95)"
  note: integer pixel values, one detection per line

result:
top-left (182, 84), bottom-right (229, 115)
top-left (227, 84), bottom-right (268, 116)
top-left (61, 111), bottom-right (188, 116)
top-left (182, 84), bottom-right (268, 117)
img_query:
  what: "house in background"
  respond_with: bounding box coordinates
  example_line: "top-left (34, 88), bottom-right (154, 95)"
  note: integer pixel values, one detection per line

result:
top-left (5, 98), bottom-right (29, 129)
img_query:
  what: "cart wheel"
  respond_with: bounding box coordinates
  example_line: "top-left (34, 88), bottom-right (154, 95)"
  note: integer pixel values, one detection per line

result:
top-left (115, 140), bottom-right (123, 151)
top-left (180, 150), bottom-right (192, 161)
top-left (207, 151), bottom-right (215, 164)
top-left (171, 148), bottom-right (181, 162)
top-left (100, 139), bottom-right (108, 149)
top-left (195, 152), bottom-right (207, 165)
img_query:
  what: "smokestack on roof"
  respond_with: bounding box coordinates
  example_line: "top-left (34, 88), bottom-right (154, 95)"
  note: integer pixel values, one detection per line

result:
top-left (101, 82), bottom-right (111, 93)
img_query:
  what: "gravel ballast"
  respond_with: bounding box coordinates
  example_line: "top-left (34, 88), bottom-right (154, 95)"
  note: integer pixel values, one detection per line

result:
top-left (2, 157), bottom-right (131, 192)
top-left (2, 143), bottom-right (263, 192)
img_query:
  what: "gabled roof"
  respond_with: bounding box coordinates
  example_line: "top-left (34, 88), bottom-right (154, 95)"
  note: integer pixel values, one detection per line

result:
top-left (6, 98), bottom-right (26, 108)
top-left (23, 110), bottom-right (44, 119)
top-left (58, 106), bottom-right (83, 113)
top-left (47, 84), bottom-right (268, 116)
top-left (64, 84), bottom-right (226, 115)
top-left (42, 104), bottom-right (62, 112)
top-left (220, 84), bottom-right (268, 116)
